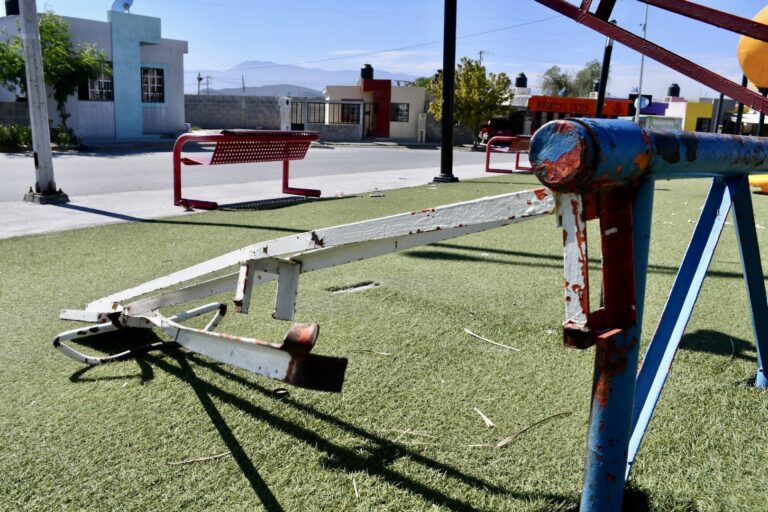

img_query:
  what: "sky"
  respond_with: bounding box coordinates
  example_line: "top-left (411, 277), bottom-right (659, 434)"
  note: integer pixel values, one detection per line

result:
top-left (31, 0), bottom-right (768, 99)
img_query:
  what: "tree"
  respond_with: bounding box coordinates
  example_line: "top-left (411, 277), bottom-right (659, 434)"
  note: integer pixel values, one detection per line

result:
top-left (0, 11), bottom-right (107, 131)
top-left (540, 60), bottom-right (603, 97)
top-left (541, 65), bottom-right (572, 96)
top-left (425, 57), bottom-right (512, 146)
top-left (572, 59), bottom-right (601, 97)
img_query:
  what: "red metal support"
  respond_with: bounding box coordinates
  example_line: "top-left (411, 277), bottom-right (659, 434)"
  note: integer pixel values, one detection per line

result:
top-left (484, 136), bottom-right (532, 174)
top-left (640, 0), bottom-right (768, 43)
top-left (533, 0), bottom-right (768, 114)
top-left (594, 0), bottom-right (617, 21)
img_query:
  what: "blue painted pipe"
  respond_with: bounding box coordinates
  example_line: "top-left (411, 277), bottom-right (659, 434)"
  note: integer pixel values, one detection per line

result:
top-left (530, 119), bottom-right (768, 192)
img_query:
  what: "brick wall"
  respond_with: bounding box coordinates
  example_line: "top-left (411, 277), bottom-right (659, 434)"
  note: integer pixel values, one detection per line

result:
top-left (184, 95), bottom-right (282, 129)
top-left (0, 102), bottom-right (30, 125)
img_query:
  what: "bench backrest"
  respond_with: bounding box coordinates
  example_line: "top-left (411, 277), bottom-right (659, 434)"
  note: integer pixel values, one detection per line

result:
top-left (209, 130), bottom-right (319, 165)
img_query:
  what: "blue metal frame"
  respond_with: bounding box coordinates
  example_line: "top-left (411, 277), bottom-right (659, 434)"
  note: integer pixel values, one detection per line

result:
top-left (531, 120), bottom-right (768, 511)
top-left (627, 175), bottom-right (768, 481)
top-left (731, 177), bottom-right (768, 389)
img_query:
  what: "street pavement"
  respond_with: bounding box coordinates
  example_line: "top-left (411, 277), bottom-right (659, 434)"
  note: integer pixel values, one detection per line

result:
top-left (0, 144), bottom-right (528, 240)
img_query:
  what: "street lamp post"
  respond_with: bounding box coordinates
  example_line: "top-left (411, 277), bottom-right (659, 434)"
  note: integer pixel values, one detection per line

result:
top-left (433, 0), bottom-right (459, 183)
top-left (594, 22), bottom-right (615, 118)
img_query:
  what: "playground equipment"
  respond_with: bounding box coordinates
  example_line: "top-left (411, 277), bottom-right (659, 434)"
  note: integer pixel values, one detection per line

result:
top-left (54, 118), bottom-right (768, 510)
top-left (531, 118), bottom-right (768, 510)
top-left (54, 0), bottom-right (768, 509)
top-left (54, 187), bottom-right (555, 391)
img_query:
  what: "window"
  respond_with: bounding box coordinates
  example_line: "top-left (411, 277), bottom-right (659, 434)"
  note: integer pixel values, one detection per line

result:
top-left (141, 67), bottom-right (164, 103)
top-left (391, 103), bottom-right (409, 122)
top-left (307, 102), bottom-right (326, 123)
top-left (78, 61), bottom-right (113, 101)
top-left (328, 103), bottom-right (360, 124)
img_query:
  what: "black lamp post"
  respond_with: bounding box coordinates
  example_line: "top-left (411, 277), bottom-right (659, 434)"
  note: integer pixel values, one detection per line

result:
top-left (433, 0), bottom-right (459, 183)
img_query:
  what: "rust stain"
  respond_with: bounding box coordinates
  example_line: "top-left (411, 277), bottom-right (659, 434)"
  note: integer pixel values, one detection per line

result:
top-left (680, 132), bottom-right (698, 162)
top-left (570, 198), bottom-right (590, 315)
top-left (634, 151), bottom-right (651, 172)
top-left (593, 330), bottom-right (638, 408)
top-left (534, 188), bottom-right (548, 200)
top-left (310, 231), bottom-right (325, 248)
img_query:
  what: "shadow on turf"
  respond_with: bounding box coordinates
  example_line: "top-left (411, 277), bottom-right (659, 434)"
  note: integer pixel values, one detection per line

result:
top-left (64, 328), bottom-right (574, 510)
top-left (53, 203), bottom-right (308, 233)
top-left (408, 243), bottom-right (748, 281)
top-left (64, 330), bottom-right (704, 511)
top-left (680, 329), bottom-right (756, 363)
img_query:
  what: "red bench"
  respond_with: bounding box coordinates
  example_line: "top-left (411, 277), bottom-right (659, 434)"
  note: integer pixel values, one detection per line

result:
top-left (485, 135), bottom-right (532, 174)
top-left (173, 129), bottom-right (321, 210)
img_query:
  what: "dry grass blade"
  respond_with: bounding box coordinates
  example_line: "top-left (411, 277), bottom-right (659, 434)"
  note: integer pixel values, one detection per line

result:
top-left (496, 412), bottom-right (572, 448)
top-left (464, 328), bottom-right (520, 351)
top-left (379, 428), bottom-right (435, 438)
top-left (168, 451), bottom-right (232, 466)
top-left (352, 478), bottom-right (360, 499)
top-left (473, 407), bottom-right (495, 428)
top-left (350, 349), bottom-right (392, 356)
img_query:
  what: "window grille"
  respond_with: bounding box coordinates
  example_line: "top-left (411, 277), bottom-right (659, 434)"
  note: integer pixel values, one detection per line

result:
top-left (141, 67), bottom-right (165, 103)
top-left (391, 103), bottom-right (410, 122)
top-left (78, 61), bottom-right (113, 101)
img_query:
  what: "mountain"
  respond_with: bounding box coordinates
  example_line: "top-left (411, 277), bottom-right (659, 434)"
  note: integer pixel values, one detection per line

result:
top-left (211, 84), bottom-right (324, 98)
top-left (186, 60), bottom-right (417, 96)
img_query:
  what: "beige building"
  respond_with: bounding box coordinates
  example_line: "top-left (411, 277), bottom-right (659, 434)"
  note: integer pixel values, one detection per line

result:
top-left (324, 77), bottom-right (427, 142)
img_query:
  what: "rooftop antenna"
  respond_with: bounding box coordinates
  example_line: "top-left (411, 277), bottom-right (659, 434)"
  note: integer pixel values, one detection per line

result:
top-left (110, 0), bottom-right (133, 13)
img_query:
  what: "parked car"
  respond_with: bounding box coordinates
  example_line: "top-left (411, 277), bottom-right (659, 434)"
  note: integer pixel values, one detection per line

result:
top-left (477, 117), bottom-right (518, 144)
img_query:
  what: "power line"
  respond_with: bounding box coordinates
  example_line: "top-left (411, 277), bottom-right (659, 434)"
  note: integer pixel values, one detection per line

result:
top-left (227, 15), bottom-right (562, 72)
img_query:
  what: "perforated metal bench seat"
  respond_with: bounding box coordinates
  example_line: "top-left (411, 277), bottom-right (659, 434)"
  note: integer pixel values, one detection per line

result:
top-left (173, 130), bottom-right (320, 210)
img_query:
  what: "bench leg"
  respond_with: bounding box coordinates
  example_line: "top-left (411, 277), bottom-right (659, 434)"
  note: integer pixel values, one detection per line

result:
top-left (174, 151), bottom-right (219, 210)
top-left (282, 160), bottom-right (321, 197)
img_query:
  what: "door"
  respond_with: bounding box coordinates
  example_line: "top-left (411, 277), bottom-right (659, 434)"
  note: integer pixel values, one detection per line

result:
top-left (363, 103), bottom-right (376, 139)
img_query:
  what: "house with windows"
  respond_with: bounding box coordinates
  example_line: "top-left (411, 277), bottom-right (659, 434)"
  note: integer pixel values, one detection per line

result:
top-left (290, 65), bottom-right (428, 142)
top-left (0, 9), bottom-right (187, 139)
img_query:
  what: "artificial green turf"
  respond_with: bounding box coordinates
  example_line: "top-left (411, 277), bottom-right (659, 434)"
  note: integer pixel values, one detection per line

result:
top-left (1, 175), bottom-right (767, 511)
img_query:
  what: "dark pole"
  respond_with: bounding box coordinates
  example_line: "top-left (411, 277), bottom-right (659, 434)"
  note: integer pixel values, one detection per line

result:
top-left (760, 88), bottom-right (767, 137)
top-left (735, 74), bottom-right (747, 135)
top-left (712, 92), bottom-right (724, 133)
top-left (434, 0), bottom-right (459, 183)
top-left (594, 25), bottom-right (614, 118)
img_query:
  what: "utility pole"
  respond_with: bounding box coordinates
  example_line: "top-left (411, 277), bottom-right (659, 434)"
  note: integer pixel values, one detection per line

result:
top-left (478, 50), bottom-right (488, 64)
top-left (241, 75), bottom-right (246, 128)
top-left (205, 76), bottom-right (211, 95)
top-left (433, 0), bottom-right (459, 183)
top-left (633, 4), bottom-right (649, 125)
top-left (20, 0), bottom-right (68, 204)
top-left (197, 72), bottom-right (202, 95)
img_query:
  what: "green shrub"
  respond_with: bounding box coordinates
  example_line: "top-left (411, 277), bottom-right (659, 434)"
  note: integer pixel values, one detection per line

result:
top-left (50, 126), bottom-right (79, 147)
top-left (0, 124), bottom-right (79, 150)
top-left (0, 123), bottom-right (31, 149)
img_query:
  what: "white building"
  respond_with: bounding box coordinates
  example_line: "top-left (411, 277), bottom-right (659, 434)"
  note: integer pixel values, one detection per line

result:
top-left (0, 9), bottom-right (188, 139)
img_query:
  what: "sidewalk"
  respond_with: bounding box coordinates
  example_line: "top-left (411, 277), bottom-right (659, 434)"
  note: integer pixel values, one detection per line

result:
top-left (0, 163), bottom-right (491, 240)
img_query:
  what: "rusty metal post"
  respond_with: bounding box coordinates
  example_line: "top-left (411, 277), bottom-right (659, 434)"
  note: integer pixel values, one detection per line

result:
top-left (531, 117), bottom-right (768, 510)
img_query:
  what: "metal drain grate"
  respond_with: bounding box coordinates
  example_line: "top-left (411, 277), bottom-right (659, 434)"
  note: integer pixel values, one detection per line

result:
top-left (219, 196), bottom-right (308, 210)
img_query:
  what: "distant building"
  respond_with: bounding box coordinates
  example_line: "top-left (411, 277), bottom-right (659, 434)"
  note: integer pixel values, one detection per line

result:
top-left (288, 65), bottom-right (428, 142)
top-left (0, 10), bottom-right (188, 139)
